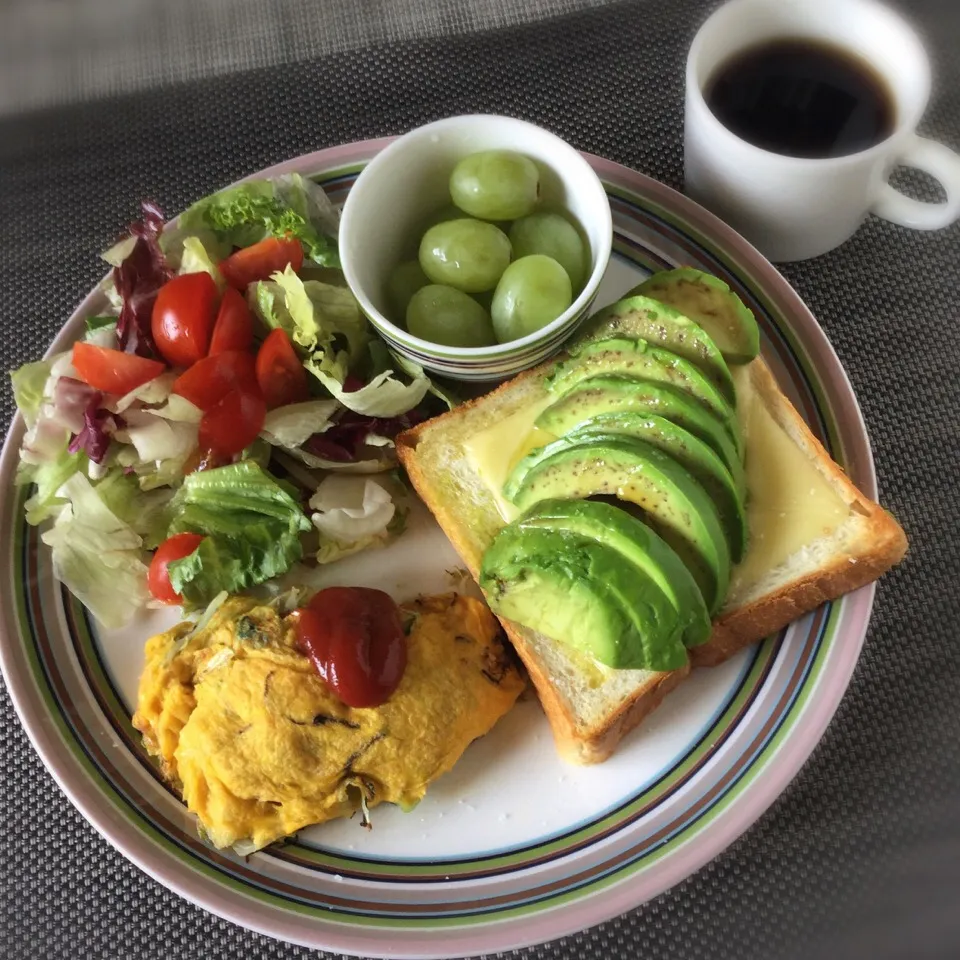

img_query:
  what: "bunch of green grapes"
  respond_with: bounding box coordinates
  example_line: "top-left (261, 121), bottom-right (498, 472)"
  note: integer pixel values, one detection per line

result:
top-left (385, 151), bottom-right (588, 348)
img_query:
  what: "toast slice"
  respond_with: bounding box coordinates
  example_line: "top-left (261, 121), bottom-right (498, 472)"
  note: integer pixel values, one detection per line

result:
top-left (396, 332), bottom-right (906, 764)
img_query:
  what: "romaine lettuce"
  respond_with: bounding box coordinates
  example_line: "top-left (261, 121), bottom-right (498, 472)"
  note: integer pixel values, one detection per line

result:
top-left (166, 460), bottom-right (312, 606)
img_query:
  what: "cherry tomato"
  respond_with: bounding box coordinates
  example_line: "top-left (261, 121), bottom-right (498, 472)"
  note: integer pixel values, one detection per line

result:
top-left (208, 286), bottom-right (254, 355)
top-left (220, 237), bottom-right (304, 290)
top-left (148, 532), bottom-right (205, 605)
top-left (255, 327), bottom-right (310, 409)
top-left (293, 587), bottom-right (407, 708)
top-left (198, 388), bottom-right (266, 457)
top-left (72, 342), bottom-right (166, 394)
top-left (151, 272), bottom-right (217, 367)
top-left (172, 349), bottom-right (258, 411)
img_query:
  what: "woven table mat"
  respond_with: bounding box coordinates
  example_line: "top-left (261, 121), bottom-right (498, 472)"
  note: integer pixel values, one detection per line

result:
top-left (1, 0), bottom-right (959, 958)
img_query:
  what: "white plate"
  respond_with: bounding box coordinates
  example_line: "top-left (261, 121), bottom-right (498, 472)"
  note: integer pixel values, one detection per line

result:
top-left (0, 140), bottom-right (878, 958)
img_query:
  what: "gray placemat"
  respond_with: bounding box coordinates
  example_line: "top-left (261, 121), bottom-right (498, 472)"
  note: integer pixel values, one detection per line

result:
top-left (0, 0), bottom-right (616, 117)
top-left (1, 1), bottom-right (959, 958)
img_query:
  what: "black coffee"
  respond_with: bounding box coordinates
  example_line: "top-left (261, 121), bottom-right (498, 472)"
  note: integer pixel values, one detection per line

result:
top-left (704, 39), bottom-right (896, 159)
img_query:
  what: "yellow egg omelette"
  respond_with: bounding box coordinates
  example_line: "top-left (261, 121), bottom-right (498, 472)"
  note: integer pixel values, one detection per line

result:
top-left (133, 592), bottom-right (524, 852)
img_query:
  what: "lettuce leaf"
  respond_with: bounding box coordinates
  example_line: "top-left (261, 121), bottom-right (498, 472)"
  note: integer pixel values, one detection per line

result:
top-left (389, 351), bottom-right (460, 410)
top-left (166, 460), bottom-right (312, 606)
top-left (309, 365), bottom-right (430, 418)
top-left (177, 236), bottom-right (226, 289)
top-left (158, 223), bottom-right (231, 270)
top-left (119, 409), bottom-right (199, 464)
top-left (20, 446), bottom-right (88, 526)
top-left (260, 399), bottom-right (339, 449)
top-left (309, 475), bottom-right (395, 546)
top-left (117, 448), bottom-right (192, 492)
top-left (11, 360), bottom-right (52, 429)
top-left (255, 265), bottom-right (368, 357)
top-left (310, 476), bottom-right (400, 565)
top-left (150, 393), bottom-right (203, 424)
top-left (178, 175), bottom-right (339, 267)
top-left (84, 316), bottom-right (119, 337)
top-left (252, 267), bottom-right (435, 418)
top-left (93, 468), bottom-right (173, 548)
top-left (40, 472), bottom-right (150, 629)
top-left (112, 370), bottom-right (177, 413)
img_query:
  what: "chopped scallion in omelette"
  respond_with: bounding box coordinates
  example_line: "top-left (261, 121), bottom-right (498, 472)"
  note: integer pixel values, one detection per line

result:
top-left (132, 593), bottom-right (524, 852)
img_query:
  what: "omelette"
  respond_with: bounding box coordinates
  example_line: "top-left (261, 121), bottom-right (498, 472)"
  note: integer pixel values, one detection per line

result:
top-left (133, 592), bottom-right (524, 852)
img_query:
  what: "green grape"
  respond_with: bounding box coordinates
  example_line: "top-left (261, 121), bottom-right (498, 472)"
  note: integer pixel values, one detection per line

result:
top-left (419, 219), bottom-right (512, 293)
top-left (491, 255), bottom-right (573, 344)
top-left (419, 203), bottom-right (465, 232)
top-left (508, 212), bottom-right (588, 292)
top-left (406, 284), bottom-right (497, 347)
top-left (385, 260), bottom-right (429, 323)
top-left (449, 151), bottom-right (540, 221)
top-left (471, 289), bottom-right (494, 313)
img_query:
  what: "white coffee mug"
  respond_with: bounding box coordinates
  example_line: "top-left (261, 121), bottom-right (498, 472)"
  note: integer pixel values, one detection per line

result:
top-left (684, 0), bottom-right (960, 261)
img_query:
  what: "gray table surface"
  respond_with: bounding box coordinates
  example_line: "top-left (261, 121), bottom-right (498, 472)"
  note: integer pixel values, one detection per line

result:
top-left (1, 1), bottom-right (959, 958)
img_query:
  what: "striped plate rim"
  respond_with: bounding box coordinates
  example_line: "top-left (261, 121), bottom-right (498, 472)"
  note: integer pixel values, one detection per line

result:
top-left (0, 140), bottom-right (877, 958)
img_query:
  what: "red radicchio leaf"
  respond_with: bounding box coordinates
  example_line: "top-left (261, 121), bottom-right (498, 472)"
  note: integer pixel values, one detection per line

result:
top-left (303, 407), bottom-right (425, 463)
top-left (52, 377), bottom-right (100, 435)
top-left (68, 392), bottom-right (124, 465)
top-left (113, 201), bottom-right (172, 360)
top-left (302, 434), bottom-right (354, 463)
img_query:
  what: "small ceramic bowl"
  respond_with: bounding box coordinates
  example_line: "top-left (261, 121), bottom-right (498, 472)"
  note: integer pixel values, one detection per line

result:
top-left (339, 115), bottom-right (613, 381)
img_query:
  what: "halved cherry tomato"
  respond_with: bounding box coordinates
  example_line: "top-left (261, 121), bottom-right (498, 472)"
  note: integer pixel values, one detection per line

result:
top-left (172, 350), bottom-right (258, 411)
top-left (148, 532), bottom-right (205, 605)
top-left (256, 327), bottom-right (310, 409)
top-left (293, 587), bottom-right (407, 708)
top-left (72, 342), bottom-right (166, 394)
top-left (151, 272), bottom-right (217, 367)
top-left (198, 388), bottom-right (267, 457)
top-left (220, 237), bottom-right (304, 290)
top-left (208, 286), bottom-right (254, 355)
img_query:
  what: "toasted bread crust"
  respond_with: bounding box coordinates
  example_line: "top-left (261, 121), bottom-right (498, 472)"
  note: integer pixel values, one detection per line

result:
top-left (690, 359), bottom-right (908, 666)
top-left (397, 353), bottom-right (907, 764)
top-left (497, 620), bottom-right (692, 764)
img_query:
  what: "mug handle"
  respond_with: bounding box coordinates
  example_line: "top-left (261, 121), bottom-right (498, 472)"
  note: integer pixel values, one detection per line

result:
top-left (870, 134), bottom-right (960, 230)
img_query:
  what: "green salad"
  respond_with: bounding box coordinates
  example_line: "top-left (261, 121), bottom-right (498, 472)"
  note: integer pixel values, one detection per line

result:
top-left (12, 174), bottom-right (452, 628)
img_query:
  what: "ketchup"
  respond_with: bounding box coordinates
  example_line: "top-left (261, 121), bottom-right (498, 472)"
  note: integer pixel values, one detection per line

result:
top-left (293, 587), bottom-right (407, 708)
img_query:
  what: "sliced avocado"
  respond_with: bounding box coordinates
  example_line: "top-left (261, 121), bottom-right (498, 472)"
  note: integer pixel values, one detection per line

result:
top-left (536, 374), bottom-right (743, 480)
top-left (627, 268), bottom-right (760, 365)
top-left (547, 337), bottom-right (741, 453)
top-left (515, 499), bottom-right (711, 647)
top-left (567, 415), bottom-right (746, 561)
top-left (584, 295), bottom-right (735, 405)
top-left (480, 526), bottom-right (688, 671)
top-left (503, 435), bottom-right (731, 612)
top-left (569, 408), bottom-right (745, 500)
